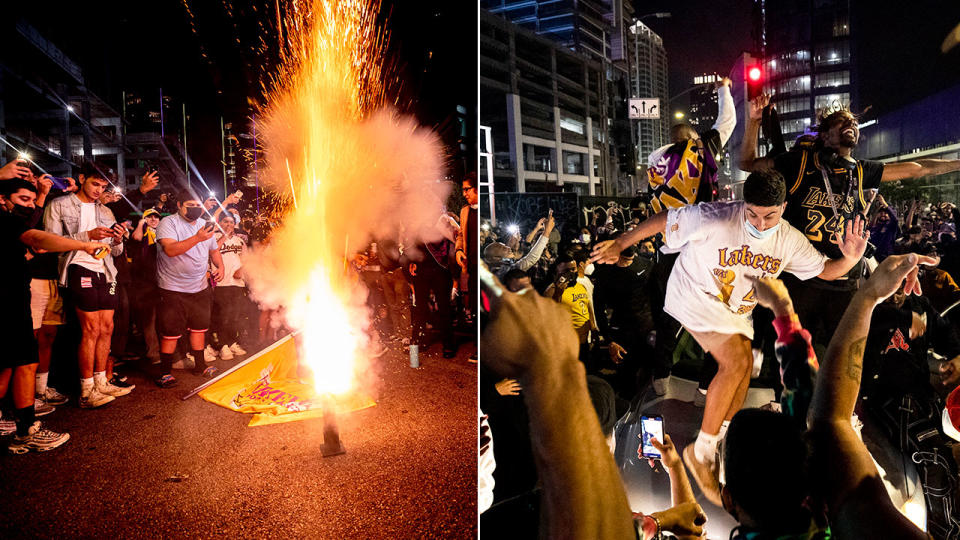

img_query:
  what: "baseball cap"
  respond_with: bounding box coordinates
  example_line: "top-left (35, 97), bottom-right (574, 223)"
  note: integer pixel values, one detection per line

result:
top-left (143, 208), bottom-right (160, 218)
top-left (943, 386), bottom-right (960, 442)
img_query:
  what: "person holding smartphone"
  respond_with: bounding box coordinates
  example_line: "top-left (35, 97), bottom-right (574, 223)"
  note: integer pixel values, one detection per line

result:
top-left (153, 189), bottom-right (224, 387)
top-left (44, 162), bottom-right (132, 408)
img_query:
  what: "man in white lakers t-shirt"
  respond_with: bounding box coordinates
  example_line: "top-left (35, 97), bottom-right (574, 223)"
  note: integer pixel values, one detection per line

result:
top-left (590, 170), bottom-right (868, 504)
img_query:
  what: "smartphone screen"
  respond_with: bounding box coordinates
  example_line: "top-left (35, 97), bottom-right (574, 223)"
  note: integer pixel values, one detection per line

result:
top-left (640, 415), bottom-right (664, 459)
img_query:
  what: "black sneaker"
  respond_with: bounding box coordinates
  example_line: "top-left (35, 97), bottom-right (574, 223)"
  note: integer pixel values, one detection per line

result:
top-left (155, 374), bottom-right (178, 388)
top-left (192, 366), bottom-right (218, 378)
top-left (110, 376), bottom-right (135, 390)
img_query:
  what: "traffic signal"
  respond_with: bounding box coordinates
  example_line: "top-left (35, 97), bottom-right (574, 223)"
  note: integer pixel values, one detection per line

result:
top-left (746, 64), bottom-right (763, 99)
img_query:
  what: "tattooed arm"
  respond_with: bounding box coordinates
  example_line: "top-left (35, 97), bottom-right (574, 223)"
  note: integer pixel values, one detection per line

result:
top-left (807, 254), bottom-right (936, 540)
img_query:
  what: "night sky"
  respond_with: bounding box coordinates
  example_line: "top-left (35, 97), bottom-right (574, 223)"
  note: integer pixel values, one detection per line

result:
top-left (637, 0), bottom-right (960, 119)
top-left (10, 0), bottom-right (475, 186)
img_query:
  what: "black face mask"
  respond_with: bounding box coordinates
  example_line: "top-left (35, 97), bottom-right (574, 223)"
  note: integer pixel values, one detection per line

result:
top-left (10, 203), bottom-right (35, 221)
top-left (184, 207), bottom-right (204, 221)
top-left (559, 269), bottom-right (578, 288)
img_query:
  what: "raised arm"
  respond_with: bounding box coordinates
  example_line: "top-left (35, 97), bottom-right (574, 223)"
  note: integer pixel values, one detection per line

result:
top-left (480, 266), bottom-right (636, 539)
top-left (21, 229), bottom-right (105, 255)
top-left (882, 158), bottom-right (960, 182)
top-left (589, 210), bottom-right (668, 264)
top-left (713, 79), bottom-right (736, 147)
top-left (807, 254), bottom-right (935, 539)
top-left (738, 94), bottom-right (774, 172)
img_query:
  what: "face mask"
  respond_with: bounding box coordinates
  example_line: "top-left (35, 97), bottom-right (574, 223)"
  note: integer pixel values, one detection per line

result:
top-left (584, 263), bottom-right (595, 276)
top-left (581, 234), bottom-right (591, 243)
top-left (184, 207), bottom-right (204, 221)
top-left (10, 203), bottom-right (35, 222)
top-left (744, 219), bottom-right (780, 240)
top-left (560, 270), bottom-right (578, 288)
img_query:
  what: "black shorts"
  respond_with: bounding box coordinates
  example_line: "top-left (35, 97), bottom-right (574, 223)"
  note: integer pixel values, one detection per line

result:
top-left (157, 287), bottom-right (213, 340)
top-left (67, 265), bottom-right (119, 312)
top-left (0, 298), bottom-right (39, 368)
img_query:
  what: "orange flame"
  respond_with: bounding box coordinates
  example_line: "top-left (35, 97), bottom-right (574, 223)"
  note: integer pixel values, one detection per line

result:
top-left (245, 0), bottom-right (450, 397)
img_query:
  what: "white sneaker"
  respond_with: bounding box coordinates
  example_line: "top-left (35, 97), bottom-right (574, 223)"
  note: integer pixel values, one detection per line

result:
top-left (172, 354), bottom-right (196, 370)
top-left (204, 345), bottom-right (218, 363)
top-left (8, 421), bottom-right (70, 454)
top-left (652, 377), bottom-right (669, 396)
top-left (96, 379), bottom-right (133, 397)
top-left (0, 414), bottom-right (15, 436)
top-left (33, 398), bottom-right (55, 417)
top-left (79, 387), bottom-right (115, 409)
top-left (229, 342), bottom-right (247, 356)
top-left (220, 345), bottom-right (234, 361)
top-left (39, 387), bottom-right (68, 406)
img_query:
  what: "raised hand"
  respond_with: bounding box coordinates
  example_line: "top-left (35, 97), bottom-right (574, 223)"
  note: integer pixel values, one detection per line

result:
top-left (749, 94), bottom-right (770, 121)
top-left (834, 215), bottom-right (869, 260)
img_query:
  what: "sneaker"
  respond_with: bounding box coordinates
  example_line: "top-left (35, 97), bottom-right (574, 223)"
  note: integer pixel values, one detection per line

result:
top-left (79, 387), bottom-right (115, 409)
top-left (193, 366), bottom-right (218, 378)
top-left (229, 342), bottom-right (247, 356)
top-left (8, 421), bottom-right (70, 454)
top-left (760, 400), bottom-right (782, 413)
top-left (652, 377), bottom-right (669, 396)
top-left (694, 388), bottom-right (707, 408)
top-left (682, 444), bottom-right (722, 506)
top-left (34, 398), bottom-right (55, 417)
top-left (220, 345), bottom-right (234, 361)
top-left (96, 380), bottom-right (133, 397)
top-left (0, 416), bottom-right (16, 436)
top-left (109, 376), bottom-right (136, 391)
top-left (204, 345), bottom-right (218, 364)
top-left (155, 374), bottom-right (178, 388)
top-left (39, 387), bottom-right (69, 406)
top-left (172, 355), bottom-right (196, 370)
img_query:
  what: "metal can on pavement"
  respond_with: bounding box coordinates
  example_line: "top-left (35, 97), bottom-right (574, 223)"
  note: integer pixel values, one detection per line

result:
top-left (409, 344), bottom-right (419, 368)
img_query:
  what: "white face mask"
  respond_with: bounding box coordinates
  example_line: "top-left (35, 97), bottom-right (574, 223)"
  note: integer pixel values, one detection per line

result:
top-left (584, 263), bottom-right (595, 276)
top-left (581, 233), bottom-right (591, 243)
top-left (745, 219), bottom-right (780, 240)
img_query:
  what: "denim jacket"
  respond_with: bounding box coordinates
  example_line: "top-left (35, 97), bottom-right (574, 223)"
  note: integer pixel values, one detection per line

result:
top-left (43, 193), bottom-right (123, 285)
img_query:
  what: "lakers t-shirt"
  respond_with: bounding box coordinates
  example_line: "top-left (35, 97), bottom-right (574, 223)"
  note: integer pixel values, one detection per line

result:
top-left (663, 201), bottom-right (827, 338)
top-left (560, 281), bottom-right (592, 343)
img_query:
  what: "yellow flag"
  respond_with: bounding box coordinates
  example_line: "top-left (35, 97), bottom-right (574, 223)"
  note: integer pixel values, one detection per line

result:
top-left (198, 335), bottom-right (375, 426)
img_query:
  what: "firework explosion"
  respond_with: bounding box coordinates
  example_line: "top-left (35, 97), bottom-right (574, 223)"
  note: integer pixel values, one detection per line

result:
top-left (243, 0), bottom-right (449, 397)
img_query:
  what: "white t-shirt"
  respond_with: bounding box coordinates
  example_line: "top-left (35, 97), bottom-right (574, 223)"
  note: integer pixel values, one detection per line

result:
top-left (216, 232), bottom-right (246, 287)
top-left (663, 201), bottom-right (827, 338)
top-left (71, 202), bottom-right (106, 273)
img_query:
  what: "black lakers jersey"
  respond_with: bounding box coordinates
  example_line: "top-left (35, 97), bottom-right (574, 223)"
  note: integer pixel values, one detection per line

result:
top-left (774, 148), bottom-right (884, 260)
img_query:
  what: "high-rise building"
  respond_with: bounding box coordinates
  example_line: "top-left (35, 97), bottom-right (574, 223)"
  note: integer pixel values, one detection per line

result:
top-left (626, 21), bottom-right (669, 163)
top-left (761, 0), bottom-right (854, 147)
top-left (481, 0), bottom-right (614, 63)
top-left (687, 74), bottom-right (721, 133)
top-left (480, 11), bottom-right (607, 195)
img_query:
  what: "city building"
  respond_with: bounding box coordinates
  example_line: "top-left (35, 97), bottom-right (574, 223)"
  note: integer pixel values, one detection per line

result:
top-left (480, 10), bottom-right (608, 195)
top-left (687, 74), bottom-right (721, 133)
top-left (760, 0), bottom-right (854, 146)
top-left (480, 1), bottom-right (669, 196)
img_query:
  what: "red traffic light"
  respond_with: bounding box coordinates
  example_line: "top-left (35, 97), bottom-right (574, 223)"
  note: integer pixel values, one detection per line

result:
top-left (748, 66), bottom-right (762, 81)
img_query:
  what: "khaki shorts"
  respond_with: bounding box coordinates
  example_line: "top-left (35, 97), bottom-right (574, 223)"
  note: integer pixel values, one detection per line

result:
top-left (30, 279), bottom-right (66, 330)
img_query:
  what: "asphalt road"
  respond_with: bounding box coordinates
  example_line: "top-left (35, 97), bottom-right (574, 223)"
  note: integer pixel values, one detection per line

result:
top-left (0, 344), bottom-right (478, 538)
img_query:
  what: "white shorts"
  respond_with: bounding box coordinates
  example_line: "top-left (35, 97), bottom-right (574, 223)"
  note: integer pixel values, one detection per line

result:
top-left (664, 273), bottom-right (754, 340)
top-left (30, 279), bottom-right (66, 330)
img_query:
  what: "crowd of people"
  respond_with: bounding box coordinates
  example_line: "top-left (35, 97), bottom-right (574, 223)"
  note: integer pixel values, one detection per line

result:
top-left (0, 157), bottom-right (477, 455)
top-left (479, 78), bottom-right (960, 539)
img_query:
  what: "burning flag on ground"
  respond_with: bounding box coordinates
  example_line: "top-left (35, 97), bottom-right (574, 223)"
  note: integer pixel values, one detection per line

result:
top-left (198, 335), bottom-right (375, 427)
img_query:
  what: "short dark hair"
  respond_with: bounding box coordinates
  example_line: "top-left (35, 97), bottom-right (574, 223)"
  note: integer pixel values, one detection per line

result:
top-left (556, 253), bottom-right (576, 266)
top-left (463, 172), bottom-right (477, 189)
top-left (502, 268), bottom-right (528, 285)
top-left (743, 170), bottom-right (786, 207)
top-left (669, 124), bottom-right (698, 143)
top-left (218, 212), bottom-right (236, 223)
top-left (176, 188), bottom-right (199, 205)
top-left (0, 179), bottom-right (38, 198)
top-left (724, 409), bottom-right (809, 529)
top-left (79, 161), bottom-right (114, 182)
top-left (586, 375), bottom-right (617, 437)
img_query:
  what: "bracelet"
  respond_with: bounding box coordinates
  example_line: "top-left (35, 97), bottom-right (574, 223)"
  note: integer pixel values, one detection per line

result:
top-left (650, 514), bottom-right (662, 540)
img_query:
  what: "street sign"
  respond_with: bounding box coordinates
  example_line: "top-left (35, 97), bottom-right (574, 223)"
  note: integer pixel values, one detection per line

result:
top-left (629, 98), bottom-right (660, 119)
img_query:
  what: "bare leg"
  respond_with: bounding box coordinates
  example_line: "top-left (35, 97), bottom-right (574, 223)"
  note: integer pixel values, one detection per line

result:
top-left (35, 325), bottom-right (58, 377)
top-left (95, 310), bottom-right (115, 375)
top-left (76, 310), bottom-right (101, 379)
top-left (189, 329), bottom-right (206, 351)
top-left (699, 334), bottom-right (752, 436)
top-left (0, 367), bottom-right (11, 398)
top-left (12, 363), bottom-right (38, 409)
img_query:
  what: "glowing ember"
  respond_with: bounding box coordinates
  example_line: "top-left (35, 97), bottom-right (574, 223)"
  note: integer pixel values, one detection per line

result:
top-left (245, 0), bottom-right (449, 398)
